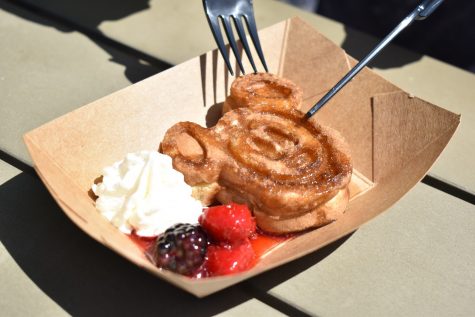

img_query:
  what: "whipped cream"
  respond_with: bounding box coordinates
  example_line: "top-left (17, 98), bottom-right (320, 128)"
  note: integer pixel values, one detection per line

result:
top-left (92, 151), bottom-right (203, 237)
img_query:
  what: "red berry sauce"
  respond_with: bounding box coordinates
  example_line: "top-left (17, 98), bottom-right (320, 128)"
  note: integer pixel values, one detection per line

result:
top-left (129, 233), bottom-right (155, 251)
top-left (129, 229), bottom-right (291, 278)
top-left (249, 231), bottom-right (289, 259)
top-left (128, 203), bottom-right (293, 278)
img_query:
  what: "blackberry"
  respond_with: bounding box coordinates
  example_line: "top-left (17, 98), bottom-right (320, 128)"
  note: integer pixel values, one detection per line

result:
top-left (154, 223), bottom-right (208, 276)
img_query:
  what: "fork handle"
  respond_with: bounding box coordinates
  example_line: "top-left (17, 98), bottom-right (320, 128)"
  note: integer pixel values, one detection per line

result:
top-left (417, 0), bottom-right (445, 20)
top-left (305, 0), bottom-right (444, 118)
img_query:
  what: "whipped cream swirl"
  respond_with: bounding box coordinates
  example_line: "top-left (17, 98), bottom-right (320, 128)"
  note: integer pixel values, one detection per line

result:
top-left (92, 151), bottom-right (202, 237)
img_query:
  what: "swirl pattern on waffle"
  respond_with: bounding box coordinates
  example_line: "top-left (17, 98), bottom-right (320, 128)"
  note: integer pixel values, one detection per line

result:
top-left (161, 105), bottom-right (352, 233)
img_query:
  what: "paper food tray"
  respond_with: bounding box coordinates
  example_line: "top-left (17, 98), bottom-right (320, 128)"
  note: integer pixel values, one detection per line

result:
top-left (24, 17), bottom-right (460, 297)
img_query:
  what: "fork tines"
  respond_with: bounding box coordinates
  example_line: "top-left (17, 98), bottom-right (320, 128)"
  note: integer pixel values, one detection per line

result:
top-left (203, 0), bottom-right (268, 76)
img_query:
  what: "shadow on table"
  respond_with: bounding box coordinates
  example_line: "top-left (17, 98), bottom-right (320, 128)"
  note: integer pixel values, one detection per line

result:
top-left (340, 25), bottom-right (423, 70)
top-left (0, 0), bottom-right (170, 83)
top-left (0, 172), bottom-right (350, 316)
top-left (318, 0), bottom-right (475, 73)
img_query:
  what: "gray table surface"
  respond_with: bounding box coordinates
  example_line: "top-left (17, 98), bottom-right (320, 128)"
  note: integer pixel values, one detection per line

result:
top-left (1, 0), bottom-right (474, 315)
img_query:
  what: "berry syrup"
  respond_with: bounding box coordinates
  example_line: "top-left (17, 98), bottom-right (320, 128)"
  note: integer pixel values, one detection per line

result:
top-left (128, 202), bottom-right (293, 277)
top-left (128, 233), bottom-right (155, 252)
top-left (249, 231), bottom-right (289, 259)
top-left (128, 230), bottom-right (291, 277)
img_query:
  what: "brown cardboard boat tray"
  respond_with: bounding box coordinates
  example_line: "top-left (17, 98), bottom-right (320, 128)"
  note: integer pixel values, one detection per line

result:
top-left (23, 17), bottom-right (460, 297)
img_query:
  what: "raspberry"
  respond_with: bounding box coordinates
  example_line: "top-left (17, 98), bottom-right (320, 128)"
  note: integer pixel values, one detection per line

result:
top-left (199, 203), bottom-right (256, 242)
top-left (205, 240), bottom-right (256, 276)
top-left (154, 223), bottom-right (208, 276)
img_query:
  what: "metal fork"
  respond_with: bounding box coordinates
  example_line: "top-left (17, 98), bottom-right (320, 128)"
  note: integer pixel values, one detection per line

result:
top-left (203, 0), bottom-right (269, 76)
top-left (306, 0), bottom-right (444, 118)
